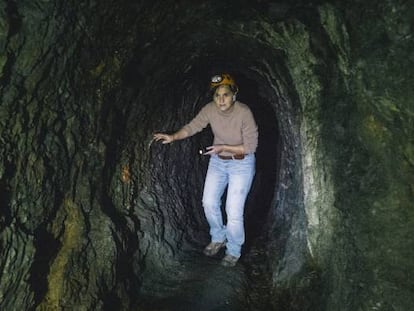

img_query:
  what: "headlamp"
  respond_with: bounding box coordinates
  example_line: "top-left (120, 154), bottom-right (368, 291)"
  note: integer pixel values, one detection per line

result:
top-left (211, 75), bottom-right (223, 83)
top-left (209, 73), bottom-right (238, 91)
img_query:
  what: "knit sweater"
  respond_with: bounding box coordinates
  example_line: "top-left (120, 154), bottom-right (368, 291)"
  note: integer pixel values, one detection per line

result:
top-left (182, 101), bottom-right (258, 155)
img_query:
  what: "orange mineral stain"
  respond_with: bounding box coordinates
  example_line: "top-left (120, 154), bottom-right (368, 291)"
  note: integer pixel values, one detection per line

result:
top-left (121, 165), bottom-right (131, 183)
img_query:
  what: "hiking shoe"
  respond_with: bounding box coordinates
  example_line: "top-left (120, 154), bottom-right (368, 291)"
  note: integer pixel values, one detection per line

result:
top-left (220, 254), bottom-right (239, 267)
top-left (203, 241), bottom-right (226, 257)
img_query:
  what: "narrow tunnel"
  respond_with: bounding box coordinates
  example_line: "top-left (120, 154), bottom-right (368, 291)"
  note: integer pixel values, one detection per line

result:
top-left (121, 52), bottom-right (293, 310)
top-left (1, 1), bottom-right (414, 311)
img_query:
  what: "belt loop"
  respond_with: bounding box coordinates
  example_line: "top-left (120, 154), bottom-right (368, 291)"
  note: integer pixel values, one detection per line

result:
top-left (231, 155), bottom-right (235, 160)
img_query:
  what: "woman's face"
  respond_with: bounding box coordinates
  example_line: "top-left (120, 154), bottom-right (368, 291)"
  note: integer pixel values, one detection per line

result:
top-left (213, 85), bottom-right (234, 112)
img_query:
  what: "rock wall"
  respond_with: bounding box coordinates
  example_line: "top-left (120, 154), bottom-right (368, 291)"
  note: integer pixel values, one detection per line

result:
top-left (0, 0), bottom-right (413, 310)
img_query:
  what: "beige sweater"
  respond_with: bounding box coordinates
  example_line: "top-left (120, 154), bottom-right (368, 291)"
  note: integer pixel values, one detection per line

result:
top-left (182, 101), bottom-right (258, 155)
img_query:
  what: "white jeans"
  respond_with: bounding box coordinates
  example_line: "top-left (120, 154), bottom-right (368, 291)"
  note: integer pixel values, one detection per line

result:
top-left (202, 154), bottom-right (255, 258)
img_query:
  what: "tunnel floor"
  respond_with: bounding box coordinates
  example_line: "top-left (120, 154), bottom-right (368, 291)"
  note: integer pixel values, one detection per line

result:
top-left (134, 235), bottom-right (273, 311)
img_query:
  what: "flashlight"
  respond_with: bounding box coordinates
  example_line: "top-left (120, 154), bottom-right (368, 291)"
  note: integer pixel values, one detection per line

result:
top-left (199, 146), bottom-right (208, 155)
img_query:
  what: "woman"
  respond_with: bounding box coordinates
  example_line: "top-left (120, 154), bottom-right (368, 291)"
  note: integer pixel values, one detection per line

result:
top-left (154, 73), bottom-right (258, 267)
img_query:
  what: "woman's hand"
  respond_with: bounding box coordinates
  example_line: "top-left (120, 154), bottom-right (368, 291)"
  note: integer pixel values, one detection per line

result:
top-left (153, 133), bottom-right (174, 144)
top-left (204, 145), bottom-right (225, 155)
top-left (204, 144), bottom-right (245, 155)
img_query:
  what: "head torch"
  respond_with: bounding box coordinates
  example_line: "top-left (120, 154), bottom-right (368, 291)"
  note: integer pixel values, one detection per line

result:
top-left (210, 73), bottom-right (238, 92)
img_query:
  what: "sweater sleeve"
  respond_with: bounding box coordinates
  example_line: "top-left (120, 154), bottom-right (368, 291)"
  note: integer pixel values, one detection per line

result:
top-left (242, 108), bottom-right (258, 154)
top-left (182, 105), bottom-right (210, 137)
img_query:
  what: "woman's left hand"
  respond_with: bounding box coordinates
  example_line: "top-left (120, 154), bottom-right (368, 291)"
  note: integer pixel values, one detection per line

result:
top-left (204, 145), bottom-right (225, 155)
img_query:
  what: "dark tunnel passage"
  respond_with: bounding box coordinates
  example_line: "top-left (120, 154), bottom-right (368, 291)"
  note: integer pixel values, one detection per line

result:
top-left (87, 15), bottom-right (305, 309)
top-left (123, 57), bottom-right (294, 310)
top-left (147, 71), bottom-right (282, 247)
top-left (1, 1), bottom-right (414, 311)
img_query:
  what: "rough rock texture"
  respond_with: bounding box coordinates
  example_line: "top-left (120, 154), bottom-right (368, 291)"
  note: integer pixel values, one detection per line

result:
top-left (0, 0), bottom-right (413, 310)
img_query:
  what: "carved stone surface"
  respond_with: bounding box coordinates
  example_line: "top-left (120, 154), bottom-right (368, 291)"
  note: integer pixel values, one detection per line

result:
top-left (0, 0), bottom-right (413, 310)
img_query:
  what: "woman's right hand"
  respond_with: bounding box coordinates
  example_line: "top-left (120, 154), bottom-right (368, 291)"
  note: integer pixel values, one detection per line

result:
top-left (153, 133), bottom-right (174, 144)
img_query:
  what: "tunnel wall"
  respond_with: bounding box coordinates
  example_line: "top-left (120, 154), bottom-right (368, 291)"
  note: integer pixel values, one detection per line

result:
top-left (0, 0), bottom-right (413, 310)
top-left (326, 1), bottom-right (414, 309)
top-left (0, 1), bottom-right (142, 310)
top-left (246, 6), bottom-right (344, 308)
